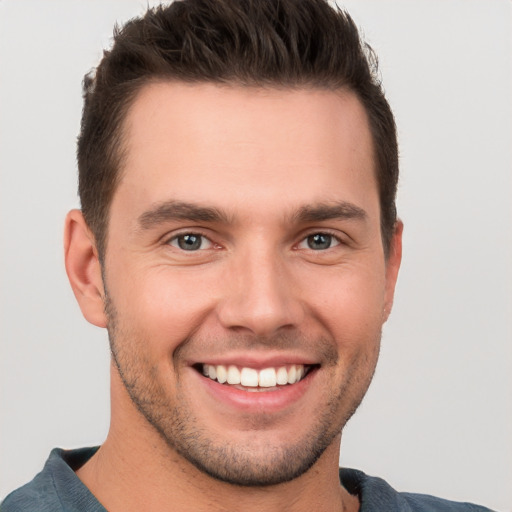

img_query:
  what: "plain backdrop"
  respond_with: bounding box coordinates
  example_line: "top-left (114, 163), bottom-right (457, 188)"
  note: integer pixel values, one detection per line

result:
top-left (1, 1), bottom-right (511, 510)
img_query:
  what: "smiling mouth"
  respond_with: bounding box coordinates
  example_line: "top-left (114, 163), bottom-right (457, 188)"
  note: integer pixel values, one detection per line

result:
top-left (196, 363), bottom-right (316, 391)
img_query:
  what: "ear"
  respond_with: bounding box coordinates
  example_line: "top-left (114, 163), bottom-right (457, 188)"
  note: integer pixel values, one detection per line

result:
top-left (383, 220), bottom-right (403, 323)
top-left (64, 209), bottom-right (107, 328)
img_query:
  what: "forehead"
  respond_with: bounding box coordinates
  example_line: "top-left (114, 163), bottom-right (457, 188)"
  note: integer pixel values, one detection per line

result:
top-left (115, 82), bottom-right (377, 221)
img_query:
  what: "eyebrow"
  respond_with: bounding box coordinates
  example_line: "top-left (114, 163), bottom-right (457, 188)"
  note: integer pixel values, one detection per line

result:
top-left (137, 199), bottom-right (367, 231)
top-left (292, 201), bottom-right (368, 224)
top-left (138, 200), bottom-right (230, 230)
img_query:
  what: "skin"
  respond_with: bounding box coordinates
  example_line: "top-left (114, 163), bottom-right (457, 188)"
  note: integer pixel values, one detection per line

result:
top-left (65, 83), bottom-right (402, 512)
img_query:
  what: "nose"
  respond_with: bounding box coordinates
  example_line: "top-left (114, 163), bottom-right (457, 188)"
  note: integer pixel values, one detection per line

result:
top-left (216, 246), bottom-right (304, 337)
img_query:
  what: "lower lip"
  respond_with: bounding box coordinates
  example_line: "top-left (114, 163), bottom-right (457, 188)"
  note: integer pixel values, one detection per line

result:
top-left (196, 369), bottom-right (317, 412)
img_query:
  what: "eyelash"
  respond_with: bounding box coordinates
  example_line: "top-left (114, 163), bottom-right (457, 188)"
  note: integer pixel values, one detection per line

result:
top-left (165, 230), bottom-right (344, 252)
top-left (295, 231), bottom-right (343, 251)
top-left (166, 232), bottom-right (216, 251)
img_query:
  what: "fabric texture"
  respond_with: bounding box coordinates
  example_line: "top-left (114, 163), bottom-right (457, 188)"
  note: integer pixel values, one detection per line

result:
top-left (1, 448), bottom-right (495, 512)
top-left (1, 448), bottom-right (105, 512)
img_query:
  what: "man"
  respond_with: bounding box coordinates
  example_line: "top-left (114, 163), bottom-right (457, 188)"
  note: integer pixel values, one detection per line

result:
top-left (0, 1), bottom-right (498, 511)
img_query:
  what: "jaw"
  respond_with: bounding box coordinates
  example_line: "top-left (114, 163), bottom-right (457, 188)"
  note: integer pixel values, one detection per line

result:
top-left (91, 384), bottom-right (349, 512)
top-left (104, 293), bottom-right (383, 489)
top-left (98, 333), bottom-right (380, 512)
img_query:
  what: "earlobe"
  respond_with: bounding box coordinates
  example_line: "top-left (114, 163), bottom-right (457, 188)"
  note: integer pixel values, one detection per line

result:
top-left (383, 220), bottom-right (403, 322)
top-left (64, 209), bottom-right (107, 328)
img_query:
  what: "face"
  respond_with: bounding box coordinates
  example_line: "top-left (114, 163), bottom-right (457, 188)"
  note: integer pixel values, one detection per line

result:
top-left (100, 83), bottom-right (401, 486)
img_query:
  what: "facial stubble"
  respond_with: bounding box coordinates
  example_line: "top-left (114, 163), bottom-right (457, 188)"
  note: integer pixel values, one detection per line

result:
top-left (104, 292), bottom-right (380, 487)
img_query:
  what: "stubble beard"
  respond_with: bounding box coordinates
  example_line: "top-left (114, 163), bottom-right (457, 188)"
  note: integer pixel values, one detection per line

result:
top-left (104, 294), bottom-right (380, 487)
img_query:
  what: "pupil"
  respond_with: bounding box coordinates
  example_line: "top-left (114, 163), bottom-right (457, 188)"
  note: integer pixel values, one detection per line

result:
top-left (178, 234), bottom-right (201, 251)
top-left (308, 233), bottom-right (331, 250)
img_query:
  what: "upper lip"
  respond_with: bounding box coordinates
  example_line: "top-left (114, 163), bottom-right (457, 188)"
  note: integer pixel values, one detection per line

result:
top-left (188, 353), bottom-right (319, 369)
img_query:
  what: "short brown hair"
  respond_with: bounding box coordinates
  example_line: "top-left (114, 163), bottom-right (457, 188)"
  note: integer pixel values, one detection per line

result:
top-left (78, 0), bottom-right (398, 259)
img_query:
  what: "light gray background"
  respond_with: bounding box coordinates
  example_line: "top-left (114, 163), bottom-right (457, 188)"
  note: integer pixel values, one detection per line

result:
top-left (1, 1), bottom-right (511, 510)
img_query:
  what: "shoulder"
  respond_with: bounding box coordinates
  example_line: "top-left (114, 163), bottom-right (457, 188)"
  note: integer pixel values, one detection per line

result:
top-left (1, 447), bottom-right (102, 512)
top-left (400, 492), bottom-right (496, 512)
top-left (339, 468), bottom-right (496, 512)
top-left (1, 453), bottom-right (61, 512)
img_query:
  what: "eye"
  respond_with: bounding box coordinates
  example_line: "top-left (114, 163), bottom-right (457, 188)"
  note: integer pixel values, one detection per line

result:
top-left (298, 233), bottom-right (341, 251)
top-left (168, 233), bottom-right (213, 251)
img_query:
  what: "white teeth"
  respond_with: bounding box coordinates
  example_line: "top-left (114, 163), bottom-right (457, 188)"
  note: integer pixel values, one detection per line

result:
top-left (216, 365), bottom-right (227, 384)
top-left (287, 365), bottom-right (297, 384)
top-left (240, 367), bottom-right (259, 386)
top-left (227, 365), bottom-right (241, 385)
top-left (258, 368), bottom-right (277, 387)
top-left (202, 364), bottom-right (308, 388)
top-left (276, 366), bottom-right (288, 385)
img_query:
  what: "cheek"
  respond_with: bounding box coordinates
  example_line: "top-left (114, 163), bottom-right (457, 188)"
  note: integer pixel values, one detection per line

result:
top-left (109, 265), bottom-right (220, 350)
top-left (301, 262), bottom-right (387, 330)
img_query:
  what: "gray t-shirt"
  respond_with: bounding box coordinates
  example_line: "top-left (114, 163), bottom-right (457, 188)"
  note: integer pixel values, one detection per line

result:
top-left (1, 448), bottom-right (495, 512)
